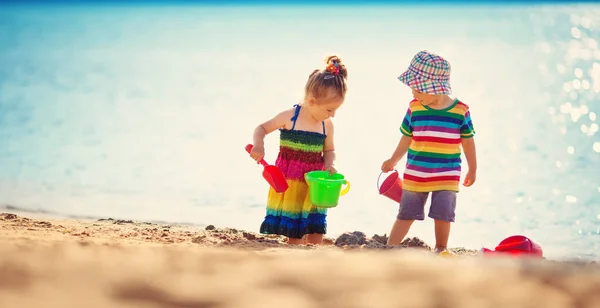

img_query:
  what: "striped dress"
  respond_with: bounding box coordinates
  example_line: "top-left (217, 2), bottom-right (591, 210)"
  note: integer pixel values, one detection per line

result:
top-left (260, 104), bottom-right (328, 239)
top-left (400, 98), bottom-right (475, 192)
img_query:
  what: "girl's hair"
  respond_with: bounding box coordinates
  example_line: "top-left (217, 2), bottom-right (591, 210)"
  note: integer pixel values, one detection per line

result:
top-left (304, 55), bottom-right (348, 102)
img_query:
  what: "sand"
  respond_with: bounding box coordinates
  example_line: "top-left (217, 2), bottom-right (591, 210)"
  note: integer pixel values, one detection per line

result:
top-left (1, 212), bottom-right (600, 308)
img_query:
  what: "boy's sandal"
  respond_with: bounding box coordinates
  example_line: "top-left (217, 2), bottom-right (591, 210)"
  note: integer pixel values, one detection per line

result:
top-left (434, 248), bottom-right (457, 257)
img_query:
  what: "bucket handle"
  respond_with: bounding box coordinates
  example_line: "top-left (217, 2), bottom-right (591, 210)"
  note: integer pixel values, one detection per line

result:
top-left (305, 174), bottom-right (351, 196)
top-left (340, 180), bottom-right (351, 196)
top-left (377, 170), bottom-right (397, 192)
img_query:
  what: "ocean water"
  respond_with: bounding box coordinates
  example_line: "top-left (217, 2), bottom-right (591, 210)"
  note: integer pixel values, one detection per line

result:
top-left (1, 3), bottom-right (599, 260)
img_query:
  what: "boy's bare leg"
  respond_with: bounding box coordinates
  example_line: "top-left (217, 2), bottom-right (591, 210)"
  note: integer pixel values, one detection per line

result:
top-left (387, 219), bottom-right (414, 246)
top-left (434, 219), bottom-right (451, 253)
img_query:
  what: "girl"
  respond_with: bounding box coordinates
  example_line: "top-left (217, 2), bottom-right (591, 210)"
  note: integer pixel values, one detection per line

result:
top-left (381, 50), bottom-right (477, 254)
top-left (248, 55), bottom-right (348, 245)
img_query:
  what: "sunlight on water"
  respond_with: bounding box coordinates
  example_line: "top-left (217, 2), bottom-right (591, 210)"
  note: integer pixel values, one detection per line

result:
top-left (530, 5), bottom-right (600, 260)
top-left (0, 4), bottom-right (599, 260)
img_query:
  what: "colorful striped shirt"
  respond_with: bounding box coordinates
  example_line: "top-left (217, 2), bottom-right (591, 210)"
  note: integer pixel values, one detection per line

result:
top-left (400, 98), bottom-right (475, 192)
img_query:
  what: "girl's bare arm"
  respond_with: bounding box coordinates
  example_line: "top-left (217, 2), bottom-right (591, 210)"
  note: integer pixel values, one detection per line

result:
top-left (252, 109), bottom-right (294, 147)
top-left (323, 119), bottom-right (336, 171)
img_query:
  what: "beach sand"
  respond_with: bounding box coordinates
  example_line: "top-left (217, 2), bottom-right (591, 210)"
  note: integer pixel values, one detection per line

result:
top-left (1, 212), bottom-right (599, 308)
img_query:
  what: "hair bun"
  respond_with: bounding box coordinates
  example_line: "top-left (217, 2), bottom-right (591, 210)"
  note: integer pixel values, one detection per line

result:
top-left (304, 55), bottom-right (349, 100)
top-left (324, 55), bottom-right (348, 79)
top-left (325, 55), bottom-right (341, 66)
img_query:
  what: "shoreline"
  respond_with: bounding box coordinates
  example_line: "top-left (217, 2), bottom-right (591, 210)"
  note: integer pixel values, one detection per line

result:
top-left (0, 205), bottom-right (209, 228)
top-left (1, 209), bottom-right (597, 263)
top-left (2, 212), bottom-right (600, 307)
top-left (1, 211), bottom-right (598, 263)
top-left (1, 210), bottom-right (480, 255)
top-left (1, 209), bottom-right (597, 261)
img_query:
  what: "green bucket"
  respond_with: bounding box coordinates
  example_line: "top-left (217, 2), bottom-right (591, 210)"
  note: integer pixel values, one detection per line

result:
top-left (305, 171), bottom-right (351, 208)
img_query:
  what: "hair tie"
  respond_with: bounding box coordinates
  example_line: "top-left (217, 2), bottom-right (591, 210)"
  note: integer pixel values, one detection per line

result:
top-left (325, 60), bottom-right (340, 76)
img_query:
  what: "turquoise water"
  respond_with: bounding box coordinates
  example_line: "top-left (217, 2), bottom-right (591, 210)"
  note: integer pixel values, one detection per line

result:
top-left (1, 4), bottom-right (599, 260)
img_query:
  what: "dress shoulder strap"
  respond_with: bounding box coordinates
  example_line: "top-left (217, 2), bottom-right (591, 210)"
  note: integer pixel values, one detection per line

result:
top-left (290, 104), bottom-right (326, 135)
top-left (290, 104), bottom-right (301, 130)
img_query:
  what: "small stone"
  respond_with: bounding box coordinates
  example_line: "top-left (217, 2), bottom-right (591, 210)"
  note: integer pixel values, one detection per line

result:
top-left (1, 213), bottom-right (17, 220)
top-left (192, 235), bottom-right (206, 244)
top-left (34, 221), bottom-right (52, 228)
top-left (113, 220), bottom-right (133, 225)
top-left (400, 237), bottom-right (431, 250)
top-left (243, 232), bottom-right (256, 240)
top-left (335, 231), bottom-right (367, 246)
top-left (372, 234), bottom-right (388, 245)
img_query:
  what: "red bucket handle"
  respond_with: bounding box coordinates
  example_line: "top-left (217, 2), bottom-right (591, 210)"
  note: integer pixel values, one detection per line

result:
top-left (377, 170), bottom-right (397, 192)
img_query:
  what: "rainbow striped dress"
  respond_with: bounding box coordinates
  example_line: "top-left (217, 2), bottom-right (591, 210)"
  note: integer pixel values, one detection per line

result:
top-left (259, 104), bottom-right (327, 239)
top-left (400, 98), bottom-right (475, 192)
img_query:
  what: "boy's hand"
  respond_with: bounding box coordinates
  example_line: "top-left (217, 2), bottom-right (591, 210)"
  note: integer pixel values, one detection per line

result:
top-left (381, 158), bottom-right (399, 173)
top-left (249, 145), bottom-right (265, 163)
top-left (463, 169), bottom-right (476, 187)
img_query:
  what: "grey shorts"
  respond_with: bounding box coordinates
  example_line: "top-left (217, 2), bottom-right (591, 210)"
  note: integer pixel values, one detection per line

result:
top-left (397, 190), bottom-right (457, 222)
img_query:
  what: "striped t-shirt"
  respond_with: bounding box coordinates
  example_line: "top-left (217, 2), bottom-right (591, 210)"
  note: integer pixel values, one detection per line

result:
top-left (400, 98), bottom-right (475, 192)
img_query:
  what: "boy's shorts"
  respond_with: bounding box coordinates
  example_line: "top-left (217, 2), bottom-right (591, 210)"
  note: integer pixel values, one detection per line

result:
top-left (397, 189), bottom-right (457, 222)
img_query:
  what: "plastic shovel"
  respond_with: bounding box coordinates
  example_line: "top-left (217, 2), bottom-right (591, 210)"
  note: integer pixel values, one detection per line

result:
top-left (245, 144), bottom-right (289, 193)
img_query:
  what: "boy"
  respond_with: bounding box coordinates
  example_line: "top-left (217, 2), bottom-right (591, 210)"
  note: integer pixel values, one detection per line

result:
top-left (381, 50), bottom-right (478, 254)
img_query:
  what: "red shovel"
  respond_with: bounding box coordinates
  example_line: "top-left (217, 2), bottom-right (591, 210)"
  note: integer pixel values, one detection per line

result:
top-left (245, 144), bottom-right (289, 193)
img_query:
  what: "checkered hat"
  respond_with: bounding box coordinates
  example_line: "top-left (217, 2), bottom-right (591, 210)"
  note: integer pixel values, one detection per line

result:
top-left (398, 50), bottom-right (452, 95)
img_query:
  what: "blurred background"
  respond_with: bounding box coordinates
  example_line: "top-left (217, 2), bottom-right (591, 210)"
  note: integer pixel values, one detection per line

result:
top-left (0, 2), bottom-right (599, 260)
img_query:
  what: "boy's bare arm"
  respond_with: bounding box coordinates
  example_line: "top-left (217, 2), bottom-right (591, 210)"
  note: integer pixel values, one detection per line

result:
top-left (382, 135), bottom-right (412, 172)
top-left (391, 135), bottom-right (413, 162)
top-left (461, 137), bottom-right (477, 171)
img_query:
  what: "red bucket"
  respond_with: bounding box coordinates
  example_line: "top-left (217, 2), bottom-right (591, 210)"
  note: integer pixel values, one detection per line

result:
top-left (377, 170), bottom-right (403, 203)
top-left (482, 235), bottom-right (543, 258)
top-left (495, 235), bottom-right (543, 257)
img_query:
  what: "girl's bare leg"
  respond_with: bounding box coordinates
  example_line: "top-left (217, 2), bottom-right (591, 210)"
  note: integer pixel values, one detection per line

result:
top-left (287, 237), bottom-right (304, 245)
top-left (305, 233), bottom-right (323, 245)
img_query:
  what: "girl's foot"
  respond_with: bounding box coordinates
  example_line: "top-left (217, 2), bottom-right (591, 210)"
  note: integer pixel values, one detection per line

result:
top-left (287, 238), bottom-right (304, 245)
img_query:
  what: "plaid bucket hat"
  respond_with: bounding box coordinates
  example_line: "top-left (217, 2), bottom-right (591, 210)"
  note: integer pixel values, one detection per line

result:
top-left (398, 50), bottom-right (452, 95)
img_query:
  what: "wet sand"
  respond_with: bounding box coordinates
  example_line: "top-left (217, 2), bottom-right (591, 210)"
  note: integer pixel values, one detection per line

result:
top-left (1, 212), bottom-right (600, 308)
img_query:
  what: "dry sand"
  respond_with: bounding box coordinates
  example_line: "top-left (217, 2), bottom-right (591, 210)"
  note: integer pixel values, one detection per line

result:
top-left (1, 212), bottom-right (600, 308)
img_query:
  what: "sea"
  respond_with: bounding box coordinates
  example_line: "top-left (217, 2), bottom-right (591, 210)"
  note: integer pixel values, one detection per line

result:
top-left (1, 2), bottom-right (599, 261)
